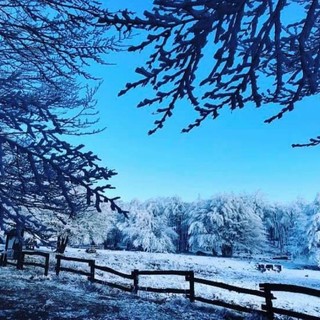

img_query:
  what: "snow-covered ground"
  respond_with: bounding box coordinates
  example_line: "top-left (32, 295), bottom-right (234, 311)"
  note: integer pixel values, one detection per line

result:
top-left (0, 247), bottom-right (319, 319)
top-left (61, 249), bottom-right (320, 318)
top-left (0, 267), bottom-right (223, 320)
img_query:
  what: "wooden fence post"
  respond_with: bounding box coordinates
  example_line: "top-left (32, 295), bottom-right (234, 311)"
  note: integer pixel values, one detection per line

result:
top-left (131, 269), bottom-right (139, 294)
top-left (0, 253), bottom-right (5, 266)
top-left (186, 271), bottom-right (195, 302)
top-left (55, 255), bottom-right (61, 276)
top-left (260, 283), bottom-right (274, 320)
top-left (17, 251), bottom-right (24, 270)
top-left (88, 260), bottom-right (95, 282)
top-left (44, 253), bottom-right (49, 276)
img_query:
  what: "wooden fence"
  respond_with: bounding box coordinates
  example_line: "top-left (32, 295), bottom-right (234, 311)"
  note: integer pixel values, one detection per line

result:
top-left (1, 252), bottom-right (319, 319)
top-left (193, 276), bottom-right (266, 314)
top-left (18, 251), bottom-right (50, 276)
top-left (55, 255), bottom-right (320, 320)
top-left (259, 283), bottom-right (320, 320)
top-left (0, 250), bottom-right (50, 276)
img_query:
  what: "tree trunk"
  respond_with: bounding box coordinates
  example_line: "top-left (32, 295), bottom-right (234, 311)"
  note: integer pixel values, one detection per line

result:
top-left (221, 243), bottom-right (233, 257)
top-left (56, 235), bottom-right (69, 254)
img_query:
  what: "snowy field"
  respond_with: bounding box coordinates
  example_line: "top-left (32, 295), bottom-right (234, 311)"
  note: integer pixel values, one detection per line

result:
top-left (0, 247), bottom-right (319, 319)
top-left (0, 267), bottom-right (220, 320)
top-left (61, 249), bottom-right (320, 318)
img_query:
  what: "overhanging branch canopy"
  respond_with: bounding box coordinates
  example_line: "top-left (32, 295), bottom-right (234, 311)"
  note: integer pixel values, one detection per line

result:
top-left (100, 0), bottom-right (320, 146)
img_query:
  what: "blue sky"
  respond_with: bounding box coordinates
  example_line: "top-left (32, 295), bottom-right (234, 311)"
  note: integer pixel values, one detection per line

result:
top-left (73, 1), bottom-right (320, 204)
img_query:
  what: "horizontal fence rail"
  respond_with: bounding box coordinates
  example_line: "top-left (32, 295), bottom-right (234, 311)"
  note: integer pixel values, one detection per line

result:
top-left (94, 264), bottom-right (133, 280)
top-left (194, 296), bottom-right (258, 315)
top-left (137, 286), bottom-right (189, 294)
top-left (94, 263), bottom-right (133, 292)
top-left (137, 270), bottom-right (189, 276)
top-left (55, 255), bottom-right (95, 281)
top-left (194, 277), bottom-right (266, 297)
top-left (2, 252), bottom-right (319, 320)
top-left (0, 250), bottom-right (49, 276)
top-left (261, 283), bottom-right (320, 296)
top-left (92, 278), bottom-right (133, 292)
top-left (193, 277), bottom-right (267, 315)
top-left (136, 269), bottom-right (193, 299)
top-left (19, 251), bottom-right (50, 276)
top-left (259, 283), bottom-right (320, 320)
top-left (0, 251), bottom-right (16, 267)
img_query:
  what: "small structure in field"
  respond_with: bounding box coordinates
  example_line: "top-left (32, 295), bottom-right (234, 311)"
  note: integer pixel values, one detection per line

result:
top-left (5, 228), bottom-right (24, 260)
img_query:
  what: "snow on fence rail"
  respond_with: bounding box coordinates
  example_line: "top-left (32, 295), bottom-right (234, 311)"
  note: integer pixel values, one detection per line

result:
top-left (55, 255), bottom-right (320, 320)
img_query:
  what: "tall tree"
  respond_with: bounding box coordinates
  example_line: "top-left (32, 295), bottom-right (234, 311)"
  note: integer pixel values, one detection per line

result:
top-left (304, 194), bottom-right (320, 266)
top-left (159, 197), bottom-right (189, 252)
top-left (101, 1), bottom-right (320, 146)
top-left (122, 199), bottom-right (177, 253)
top-left (307, 212), bottom-right (320, 267)
top-left (0, 1), bottom-right (126, 233)
top-left (263, 203), bottom-right (294, 253)
top-left (188, 193), bottom-right (266, 256)
top-left (284, 199), bottom-right (309, 258)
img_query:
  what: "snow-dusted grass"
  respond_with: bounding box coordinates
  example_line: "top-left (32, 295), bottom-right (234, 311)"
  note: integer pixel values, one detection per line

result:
top-left (0, 265), bottom-right (229, 320)
top-left (59, 248), bottom-right (320, 318)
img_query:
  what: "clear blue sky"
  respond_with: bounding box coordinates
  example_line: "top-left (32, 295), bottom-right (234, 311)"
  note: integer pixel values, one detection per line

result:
top-left (73, 0), bottom-right (320, 204)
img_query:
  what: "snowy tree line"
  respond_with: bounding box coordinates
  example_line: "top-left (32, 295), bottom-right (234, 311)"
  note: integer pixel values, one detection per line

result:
top-left (36, 192), bottom-right (318, 267)
top-left (1, 191), bottom-right (319, 266)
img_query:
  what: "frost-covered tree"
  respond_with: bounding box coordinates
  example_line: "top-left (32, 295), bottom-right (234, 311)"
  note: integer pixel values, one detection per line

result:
top-left (122, 199), bottom-right (177, 253)
top-left (263, 195), bottom-right (319, 261)
top-left (101, 1), bottom-right (320, 146)
top-left (1, 187), bottom-right (92, 252)
top-left (160, 197), bottom-right (189, 252)
top-left (188, 198), bottom-right (223, 255)
top-left (307, 212), bottom-right (320, 267)
top-left (285, 199), bottom-right (309, 259)
top-left (0, 0), bottom-right (127, 232)
top-left (188, 193), bottom-right (266, 256)
top-left (303, 194), bottom-right (320, 265)
top-left (62, 201), bottom-right (122, 247)
top-left (10, 189), bottom-right (124, 253)
top-left (263, 203), bottom-right (295, 253)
